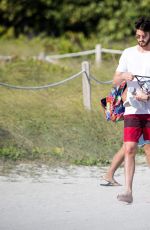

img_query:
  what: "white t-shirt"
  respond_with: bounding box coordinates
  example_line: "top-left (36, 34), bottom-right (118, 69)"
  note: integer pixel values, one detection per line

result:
top-left (116, 45), bottom-right (150, 115)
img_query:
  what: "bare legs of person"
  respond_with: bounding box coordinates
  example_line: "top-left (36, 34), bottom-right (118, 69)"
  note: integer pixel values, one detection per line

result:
top-left (101, 143), bottom-right (150, 188)
top-left (101, 145), bottom-right (125, 186)
top-left (117, 142), bottom-right (137, 204)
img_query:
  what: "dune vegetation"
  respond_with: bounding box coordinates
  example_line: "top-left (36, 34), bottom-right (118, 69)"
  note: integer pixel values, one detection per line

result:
top-left (0, 37), bottom-right (144, 166)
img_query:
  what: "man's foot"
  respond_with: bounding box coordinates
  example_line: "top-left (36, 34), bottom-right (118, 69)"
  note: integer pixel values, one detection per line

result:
top-left (117, 192), bottom-right (133, 204)
top-left (100, 176), bottom-right (122, 186)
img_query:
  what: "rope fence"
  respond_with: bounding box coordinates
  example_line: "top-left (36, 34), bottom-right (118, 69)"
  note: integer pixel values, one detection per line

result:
top-left (0, 61), bottom-right (113, 110)
top-left (0, 70), bottom-right (84, 90)
top-left (90, 75), bottom-right (113, 85)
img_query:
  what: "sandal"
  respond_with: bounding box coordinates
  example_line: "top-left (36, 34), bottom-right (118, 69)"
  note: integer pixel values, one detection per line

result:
top-left (100, 177), bottom-right (122, 186)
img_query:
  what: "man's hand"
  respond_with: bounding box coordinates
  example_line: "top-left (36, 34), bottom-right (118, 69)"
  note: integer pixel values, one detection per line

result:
top-left (122, 73), bottom-right (134, 81)
top-left (113, 72), bottom-right (134, 85)
top-left (135, 90), bottom-right (149, 101)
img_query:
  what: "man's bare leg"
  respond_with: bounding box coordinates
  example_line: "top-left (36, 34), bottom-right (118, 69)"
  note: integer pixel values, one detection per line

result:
top-left (117, 142), bottom-right (137, 203)
top-left (144, 144), bottom-right (150, 165)
top-left (102, 145), bottom-right (125, 184)
top-left (101, 143), bottom-right (150, 187)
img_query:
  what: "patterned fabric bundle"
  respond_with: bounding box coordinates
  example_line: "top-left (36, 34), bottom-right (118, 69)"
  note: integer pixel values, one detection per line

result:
top-left (101, 81), bottom-right (126, 122)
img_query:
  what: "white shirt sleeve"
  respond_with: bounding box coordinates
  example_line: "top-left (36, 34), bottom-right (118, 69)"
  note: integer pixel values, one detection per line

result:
top-left (116, 50), bottom-right (127, 72)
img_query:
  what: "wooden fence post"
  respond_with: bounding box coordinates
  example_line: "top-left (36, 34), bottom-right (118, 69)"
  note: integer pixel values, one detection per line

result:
top-left (95, 44), bottom-right (102, 66)
top-left (82, 61), bottom-right (91, 110)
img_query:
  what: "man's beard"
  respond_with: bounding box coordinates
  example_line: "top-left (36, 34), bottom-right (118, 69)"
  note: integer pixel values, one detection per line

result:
top-left (138, 37), bottom-right (150, 47)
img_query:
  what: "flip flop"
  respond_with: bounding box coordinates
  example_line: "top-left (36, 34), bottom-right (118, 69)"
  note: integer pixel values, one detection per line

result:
top-left (100, 178), bottom-right (122, 186)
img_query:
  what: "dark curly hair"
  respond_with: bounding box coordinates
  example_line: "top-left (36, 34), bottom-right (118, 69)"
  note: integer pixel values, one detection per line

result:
top-left (135, 17), bottom-right (150, 32)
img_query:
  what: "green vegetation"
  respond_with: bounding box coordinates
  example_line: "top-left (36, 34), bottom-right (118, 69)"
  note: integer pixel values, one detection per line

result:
top-left (0, 0), bottom-right (149, 41)
top-left (0, 37), bottom-right (144, 166)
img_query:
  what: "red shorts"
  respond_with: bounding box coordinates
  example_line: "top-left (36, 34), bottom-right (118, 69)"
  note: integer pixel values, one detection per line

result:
top-left (124, 114), bottom-right (150, 142)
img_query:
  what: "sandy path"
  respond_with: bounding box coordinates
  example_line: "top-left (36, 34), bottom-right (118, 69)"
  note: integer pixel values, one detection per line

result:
top-left (0, 162), bottom-right (150, 230)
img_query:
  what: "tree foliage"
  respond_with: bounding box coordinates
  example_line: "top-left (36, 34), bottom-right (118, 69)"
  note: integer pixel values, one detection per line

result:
top-left (0, 0), bottom-right (149, 40)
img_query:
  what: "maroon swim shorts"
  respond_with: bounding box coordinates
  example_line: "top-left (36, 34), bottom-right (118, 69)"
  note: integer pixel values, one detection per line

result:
top-left (124, 114), bottom-right (150, 142)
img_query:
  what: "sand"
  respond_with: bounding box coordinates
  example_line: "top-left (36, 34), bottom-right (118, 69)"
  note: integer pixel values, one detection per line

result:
top-left (0, 160), bottom-right (150, 230)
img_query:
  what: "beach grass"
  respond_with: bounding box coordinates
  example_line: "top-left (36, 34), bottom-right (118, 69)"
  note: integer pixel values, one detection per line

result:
top-left (0, 38), bottom-right (143, 166)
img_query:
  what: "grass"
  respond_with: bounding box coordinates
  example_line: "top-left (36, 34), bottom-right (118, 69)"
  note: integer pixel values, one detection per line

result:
top-left (0, 37), bottom-right (143, 166)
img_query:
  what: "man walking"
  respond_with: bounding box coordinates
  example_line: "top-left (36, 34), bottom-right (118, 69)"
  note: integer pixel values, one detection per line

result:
top-left (113, 16), bottom-right (150, 203)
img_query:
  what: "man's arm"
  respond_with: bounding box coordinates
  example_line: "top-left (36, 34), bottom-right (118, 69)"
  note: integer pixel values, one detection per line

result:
top-left (113, 71), bottom-right (134, 86)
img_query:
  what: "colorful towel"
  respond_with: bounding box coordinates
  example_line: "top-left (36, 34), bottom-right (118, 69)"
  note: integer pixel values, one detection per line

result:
top-left (101, 81), bottom-right (126, 122)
